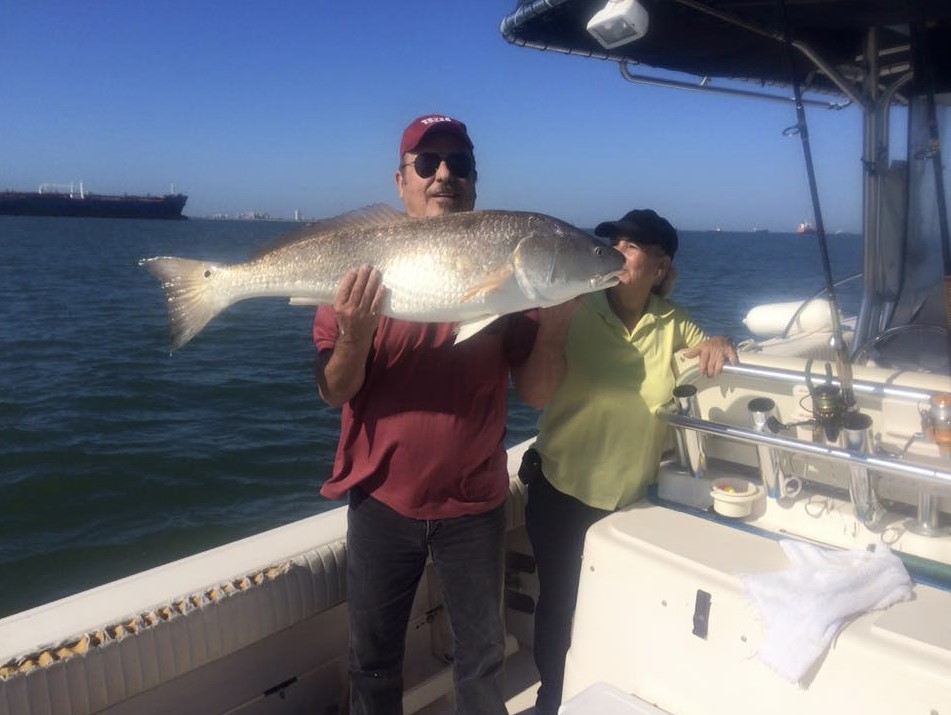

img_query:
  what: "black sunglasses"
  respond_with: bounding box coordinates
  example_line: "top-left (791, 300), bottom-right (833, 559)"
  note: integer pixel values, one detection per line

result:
top-left (401, 152), bottom-right (474, 179)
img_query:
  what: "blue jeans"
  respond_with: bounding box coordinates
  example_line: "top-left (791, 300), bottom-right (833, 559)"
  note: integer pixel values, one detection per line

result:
top-left (346, 489), bottom-right (507, 715)
top-left (526, 473), bottom-right (611, 715)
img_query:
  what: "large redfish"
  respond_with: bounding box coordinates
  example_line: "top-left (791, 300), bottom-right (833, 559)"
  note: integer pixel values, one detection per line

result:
top-left (141, 204), bottom-right (623, 350)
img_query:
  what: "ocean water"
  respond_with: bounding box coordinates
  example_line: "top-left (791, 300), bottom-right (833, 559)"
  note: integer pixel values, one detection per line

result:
top-left (0, 216), bottom-right (863, 618)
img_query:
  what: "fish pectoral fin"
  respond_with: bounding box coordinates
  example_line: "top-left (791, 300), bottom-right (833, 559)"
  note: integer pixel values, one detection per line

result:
top-left (460, 266), bottom-right (514, 303)
top-left (454, 315), bottom-right (502, 344)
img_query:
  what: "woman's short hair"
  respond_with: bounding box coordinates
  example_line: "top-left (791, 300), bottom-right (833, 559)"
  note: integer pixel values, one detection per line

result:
top-left (654, 262), bottom-right (677, 298)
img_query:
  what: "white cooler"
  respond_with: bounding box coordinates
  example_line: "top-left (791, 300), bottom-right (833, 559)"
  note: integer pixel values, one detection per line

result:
top-left (559, 682), bottom-right (670, 714)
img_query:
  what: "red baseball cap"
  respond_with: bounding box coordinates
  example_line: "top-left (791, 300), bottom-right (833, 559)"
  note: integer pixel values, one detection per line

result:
top-left (399, 114), bottom-right (474, 157)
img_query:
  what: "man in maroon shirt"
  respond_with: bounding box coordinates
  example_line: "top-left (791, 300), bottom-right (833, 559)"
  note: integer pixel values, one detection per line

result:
top-left (313, 114), bottom-right (574, 714)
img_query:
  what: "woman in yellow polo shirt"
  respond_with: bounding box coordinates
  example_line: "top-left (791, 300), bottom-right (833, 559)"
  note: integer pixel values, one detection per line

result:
top-left (520, 209), bottom-right (738, 715)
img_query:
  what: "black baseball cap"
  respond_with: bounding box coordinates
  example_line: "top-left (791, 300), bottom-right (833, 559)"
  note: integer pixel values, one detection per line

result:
top-left (595, 209), bottom-right (678, 258)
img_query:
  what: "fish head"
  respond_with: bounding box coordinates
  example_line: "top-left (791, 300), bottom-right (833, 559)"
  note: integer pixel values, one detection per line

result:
top-left (514, 216), bottom-right (624, 305)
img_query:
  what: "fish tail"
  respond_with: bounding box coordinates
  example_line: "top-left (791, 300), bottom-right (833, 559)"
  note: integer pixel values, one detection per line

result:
top-left (139, 256), bottom-right (231, 351)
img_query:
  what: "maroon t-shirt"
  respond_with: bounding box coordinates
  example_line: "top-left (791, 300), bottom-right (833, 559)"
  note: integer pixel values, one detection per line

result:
top-left (314, 308), bottom-right (538, 519)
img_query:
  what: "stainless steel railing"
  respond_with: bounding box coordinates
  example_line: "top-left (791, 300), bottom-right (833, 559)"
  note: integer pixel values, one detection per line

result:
top-left (659, 409), bottom-right (951, 492)
top-left (718, 363), bottom-right (938, 404)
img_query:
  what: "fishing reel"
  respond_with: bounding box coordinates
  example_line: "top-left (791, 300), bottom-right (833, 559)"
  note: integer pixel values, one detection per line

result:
top-left (807, 379), bottom-right (847, 443)
top-left (875, 392), bottom-right (951, 462)
top-left (764, 361), bottom-right (849, 444)
top-left (750, 362), bottom-right (853, 444)
top-left (921, 393), bottom-right (951, 458)
top-left (749, 370), bottom-right (848, 443)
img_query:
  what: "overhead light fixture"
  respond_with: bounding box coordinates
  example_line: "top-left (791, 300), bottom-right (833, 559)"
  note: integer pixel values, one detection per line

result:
top-left (586, 0), bottom-right (649, 49)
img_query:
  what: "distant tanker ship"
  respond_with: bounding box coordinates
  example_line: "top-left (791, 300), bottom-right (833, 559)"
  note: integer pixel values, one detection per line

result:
top-left (0, 182), bottom-right (187, 220)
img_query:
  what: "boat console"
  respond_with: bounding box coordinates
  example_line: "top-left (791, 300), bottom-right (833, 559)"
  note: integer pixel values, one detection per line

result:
top-left (559, 351), bottom-right (951, 713)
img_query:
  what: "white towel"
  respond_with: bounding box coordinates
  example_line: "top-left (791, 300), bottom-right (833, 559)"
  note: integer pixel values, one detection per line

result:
top-left (743, 539), bottom-right (913, 683)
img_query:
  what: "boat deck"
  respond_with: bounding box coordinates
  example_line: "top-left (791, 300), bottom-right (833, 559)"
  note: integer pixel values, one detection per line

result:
top-left (418, 645), bottom-right (539, 714)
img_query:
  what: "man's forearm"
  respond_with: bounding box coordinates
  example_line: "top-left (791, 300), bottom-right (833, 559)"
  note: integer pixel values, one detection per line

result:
top-left (513, 301), bottom-right (579, 409)
top-left (513, 328), bottom-right (570, 409)
top-left (315, 337), bottom-right (374, 407)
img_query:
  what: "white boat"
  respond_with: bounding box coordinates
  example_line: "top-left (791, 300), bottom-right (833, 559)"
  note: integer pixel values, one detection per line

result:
top-left (3, 2), bottom-right (951, 714)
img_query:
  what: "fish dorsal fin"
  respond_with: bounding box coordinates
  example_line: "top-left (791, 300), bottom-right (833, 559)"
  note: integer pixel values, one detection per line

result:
top-left (307, 203), bottom-right (408, 233)
top-left (454, 315), bottom-right (501, 344)
top-left (253, 203), bottom-right (409, 257)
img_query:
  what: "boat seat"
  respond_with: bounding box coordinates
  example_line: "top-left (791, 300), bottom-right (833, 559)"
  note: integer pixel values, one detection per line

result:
top-left (0, 532), bottom-right (348, 715)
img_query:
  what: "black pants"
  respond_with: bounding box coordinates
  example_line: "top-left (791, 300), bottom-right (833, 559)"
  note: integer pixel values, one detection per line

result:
top-left (525, 473), bottom-right (611, 715)
top-left (346, 490), bottom-right (508, 715)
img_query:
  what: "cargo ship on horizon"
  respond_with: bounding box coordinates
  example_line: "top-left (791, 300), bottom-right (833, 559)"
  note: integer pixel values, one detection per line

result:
top-left (0, 182), bottom-right (188, 220)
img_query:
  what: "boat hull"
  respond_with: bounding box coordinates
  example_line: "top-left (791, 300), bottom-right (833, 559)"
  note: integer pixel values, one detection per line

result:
top-left (0, 192), bottom-right (188, 220)
top-left (0, 446), bottom-right (538, 715)
top-left (4, 350), bottom-right (951, 715)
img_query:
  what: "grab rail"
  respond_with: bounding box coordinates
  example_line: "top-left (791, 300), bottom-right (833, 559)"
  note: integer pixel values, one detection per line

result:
top-left (618, 63), bottom-right (843, 108)
top-left (658, 409), bottom-right (951, 492)
top-left (717, 363), bottom-right (939, 404)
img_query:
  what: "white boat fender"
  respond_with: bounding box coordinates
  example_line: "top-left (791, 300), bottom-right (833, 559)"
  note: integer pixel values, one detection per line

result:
top-left (742, 299), bottom-right (836, 338)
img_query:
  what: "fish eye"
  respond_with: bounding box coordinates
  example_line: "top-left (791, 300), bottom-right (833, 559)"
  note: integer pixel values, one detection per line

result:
top-left (594, 246), bottom-right (604, 256)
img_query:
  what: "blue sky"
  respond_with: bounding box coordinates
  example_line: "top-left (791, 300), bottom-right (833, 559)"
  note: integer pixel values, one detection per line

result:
top-left (2, 2), bottom-right (886, 232)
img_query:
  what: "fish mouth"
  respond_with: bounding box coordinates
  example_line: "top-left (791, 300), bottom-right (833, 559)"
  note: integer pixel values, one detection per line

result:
top-left (590, 270), bottom-right (623, 289)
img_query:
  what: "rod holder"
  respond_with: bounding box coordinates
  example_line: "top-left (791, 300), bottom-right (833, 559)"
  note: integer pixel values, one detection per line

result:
top-left (926, 393), bottom-right (951, 456)
top-left (840, 411), bottom-right (885, 530)
top-left (748, 397), bottom-right (801, 501)
top-left (907, 492), bottom-right (944, 536)
top-left (909, 393), bottom-right (951, 536)
top-left (672, 384), bottom-right (706, 478)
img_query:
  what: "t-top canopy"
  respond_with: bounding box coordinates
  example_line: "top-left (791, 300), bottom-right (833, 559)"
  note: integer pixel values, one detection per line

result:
top-left (501, 0), bottom-right (951, 97)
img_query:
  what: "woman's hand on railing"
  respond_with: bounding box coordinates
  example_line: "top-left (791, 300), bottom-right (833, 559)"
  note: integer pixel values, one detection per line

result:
top-left (684, 336), bottom-right (738, 377)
